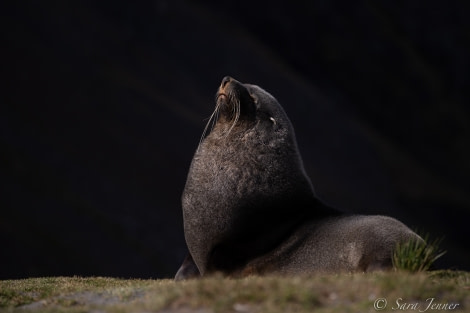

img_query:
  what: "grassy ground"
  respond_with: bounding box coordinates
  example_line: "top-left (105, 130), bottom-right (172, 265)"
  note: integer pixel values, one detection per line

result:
top-left (0, 271), bottom-right (468, 313)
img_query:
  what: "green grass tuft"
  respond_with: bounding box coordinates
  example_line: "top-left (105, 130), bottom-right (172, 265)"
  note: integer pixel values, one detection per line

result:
top-left (393, 232), bottom-right (446, 272)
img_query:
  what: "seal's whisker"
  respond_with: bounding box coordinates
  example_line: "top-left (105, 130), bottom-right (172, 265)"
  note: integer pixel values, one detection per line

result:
top-left (211, 110), bottom-right (219, 136)
top-left (198, 89), bottom-right (243, 148)
top-left (224, 97), bottom-right (240, 138)
top-left (197, 102), bottom-right (221, 151)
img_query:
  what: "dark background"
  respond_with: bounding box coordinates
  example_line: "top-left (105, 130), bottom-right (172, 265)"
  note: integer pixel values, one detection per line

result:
top-left (2, 1), bottom-right (469, 279)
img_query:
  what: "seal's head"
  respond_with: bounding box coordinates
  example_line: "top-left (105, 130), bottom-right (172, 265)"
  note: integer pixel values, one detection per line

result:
top-left (199, 76), bottom-right (292, 146)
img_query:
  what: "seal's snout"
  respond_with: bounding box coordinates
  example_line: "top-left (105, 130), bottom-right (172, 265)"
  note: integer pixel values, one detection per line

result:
top-left (220, 76), bottom-right (232, 89)
top-left (215, 76), bottom-right (255, 121)
top-left (218, 76), bottom-right (246, 98)
top-left (218, 76), bottom-right (239, 95)
top-left (217, 76), bottom-right (236, 104)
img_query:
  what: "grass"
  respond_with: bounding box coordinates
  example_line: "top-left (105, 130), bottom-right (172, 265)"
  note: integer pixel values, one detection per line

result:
top-left (0, 271), bottom-right (469, 313)
top-left (0, 237), bottom-right (463, 312)
top-left (393, 232), bottom-right (447, 272)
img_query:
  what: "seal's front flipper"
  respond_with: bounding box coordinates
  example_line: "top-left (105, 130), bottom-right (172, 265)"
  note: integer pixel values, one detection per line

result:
top-left (174, 253), bottom-right (201, 281)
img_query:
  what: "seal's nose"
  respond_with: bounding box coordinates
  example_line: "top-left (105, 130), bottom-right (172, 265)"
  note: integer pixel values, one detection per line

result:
top-left (220, 76), bottom-right (232, 89)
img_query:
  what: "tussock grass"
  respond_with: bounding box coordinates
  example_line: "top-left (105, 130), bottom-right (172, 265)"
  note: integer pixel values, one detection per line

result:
top-left (393, 232), bottom-right (446, 272)
top-left (1, 271), bottom-right (468, 313)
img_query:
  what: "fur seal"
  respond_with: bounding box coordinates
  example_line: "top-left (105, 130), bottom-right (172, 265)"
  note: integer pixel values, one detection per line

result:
top-left (176, 76), bottom-right (420, 279)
